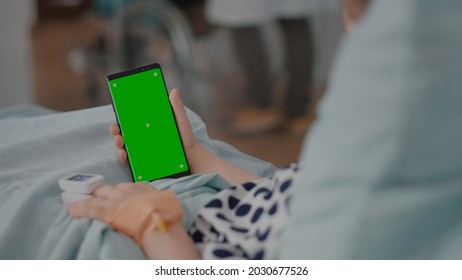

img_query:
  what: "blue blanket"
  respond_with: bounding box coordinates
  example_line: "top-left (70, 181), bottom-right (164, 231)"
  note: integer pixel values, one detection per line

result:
top-left (0, 104), bottom-right (275, 259)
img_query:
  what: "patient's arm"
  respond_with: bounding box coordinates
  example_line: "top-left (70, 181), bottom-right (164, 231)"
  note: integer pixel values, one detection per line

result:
top-left (110, 89), bottom-right (261, 186)
top-left (67, 183), bottom-right (201, 259)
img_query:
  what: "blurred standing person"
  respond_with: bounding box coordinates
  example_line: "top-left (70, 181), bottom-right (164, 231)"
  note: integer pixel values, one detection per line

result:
top-left (206, 0), bottom-right (316, 134)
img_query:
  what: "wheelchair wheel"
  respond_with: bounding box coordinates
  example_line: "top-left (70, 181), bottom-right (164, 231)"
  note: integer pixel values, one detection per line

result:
top-left (108, 0), bottom-right (199, 109)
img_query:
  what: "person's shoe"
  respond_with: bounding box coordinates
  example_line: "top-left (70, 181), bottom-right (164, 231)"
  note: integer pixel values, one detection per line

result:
top-left (228, 108), bottom-right (283, 135)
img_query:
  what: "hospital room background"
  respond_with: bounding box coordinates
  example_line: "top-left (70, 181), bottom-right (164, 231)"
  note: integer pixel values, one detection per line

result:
top-left (3, 0), bottom-right (462, 262)
top-left (0, 0), bottom-right (343, 168)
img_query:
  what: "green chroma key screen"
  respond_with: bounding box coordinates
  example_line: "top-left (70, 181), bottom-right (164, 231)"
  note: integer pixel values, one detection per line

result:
top-left (107, 63), bottom-right (189, 182)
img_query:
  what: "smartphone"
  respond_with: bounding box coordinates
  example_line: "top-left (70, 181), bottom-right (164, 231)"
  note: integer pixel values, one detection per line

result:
top-left (107, 63), bottom-right (190, 182)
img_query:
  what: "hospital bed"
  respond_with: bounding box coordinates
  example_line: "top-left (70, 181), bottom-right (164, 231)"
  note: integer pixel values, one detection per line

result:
top-left (0, 104), bottom-right (275, 259)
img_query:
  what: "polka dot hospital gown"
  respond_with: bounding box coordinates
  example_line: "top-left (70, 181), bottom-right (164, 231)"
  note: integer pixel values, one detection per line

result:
top-left (189, 163), bottom-right (298, 259)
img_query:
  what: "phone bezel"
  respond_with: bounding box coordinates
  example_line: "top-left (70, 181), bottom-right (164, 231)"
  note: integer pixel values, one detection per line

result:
top-left (107, 63), bottom-right (191, 182)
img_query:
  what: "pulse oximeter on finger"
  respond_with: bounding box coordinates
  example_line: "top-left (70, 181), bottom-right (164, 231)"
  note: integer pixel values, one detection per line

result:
top-left (59, 173), bottom-right (105, 194)
top-left (61, 192), bottom-right (92, 205)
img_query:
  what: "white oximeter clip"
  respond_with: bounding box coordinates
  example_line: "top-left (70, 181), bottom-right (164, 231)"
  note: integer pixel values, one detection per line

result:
top-left (59, 173), bottom-right (105, 205)
top-left (59, 173), bottom-right (104, 194)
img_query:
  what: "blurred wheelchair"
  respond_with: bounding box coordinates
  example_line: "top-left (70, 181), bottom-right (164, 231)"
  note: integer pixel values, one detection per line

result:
top-left (74, 0), bottom-right (240, 116)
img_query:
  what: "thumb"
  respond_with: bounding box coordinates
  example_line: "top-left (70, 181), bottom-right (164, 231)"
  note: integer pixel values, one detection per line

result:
top-left (169, 89), bottom-right (195, 149)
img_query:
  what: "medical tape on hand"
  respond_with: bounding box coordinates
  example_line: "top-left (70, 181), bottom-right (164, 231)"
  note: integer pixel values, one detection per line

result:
top-left (105, 189), bottom-right (183, 245)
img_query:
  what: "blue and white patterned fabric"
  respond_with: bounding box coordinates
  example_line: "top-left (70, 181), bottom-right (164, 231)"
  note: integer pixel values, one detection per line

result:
top-left (190, 163), bottom-right (298, 259)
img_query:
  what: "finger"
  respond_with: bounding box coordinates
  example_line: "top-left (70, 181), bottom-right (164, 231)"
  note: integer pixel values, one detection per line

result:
top-left (109, 124), bottom-right (120, 136)
top-left (134, 182), bottom-right (154, 191)
top-left (115, 182), bottom-right (153, 196)
top-left (93, 184), bottom-right (117, 198)
top-left (169, 89), bottom-right (195, 149)
top-left (114, 182), bottom-right (136, 189)
top-left (114, 135), bottom-right (125, 149)
top-left (169, 89), bottom-right (188, 121)
top-left (67, 197), bottom-right (110, 221)
top-left (119, 149), bottom-right (127, 162)
top-left (115, 182), bottom-right (149, 192)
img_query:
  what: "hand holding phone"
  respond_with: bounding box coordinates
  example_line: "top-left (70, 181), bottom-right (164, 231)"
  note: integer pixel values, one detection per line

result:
top-left (109, 89), bottom-right (198, 165)
top-left (109, 87), bottom-right (263, 186)
top-left (107, 64), bottom-right (191, 182)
